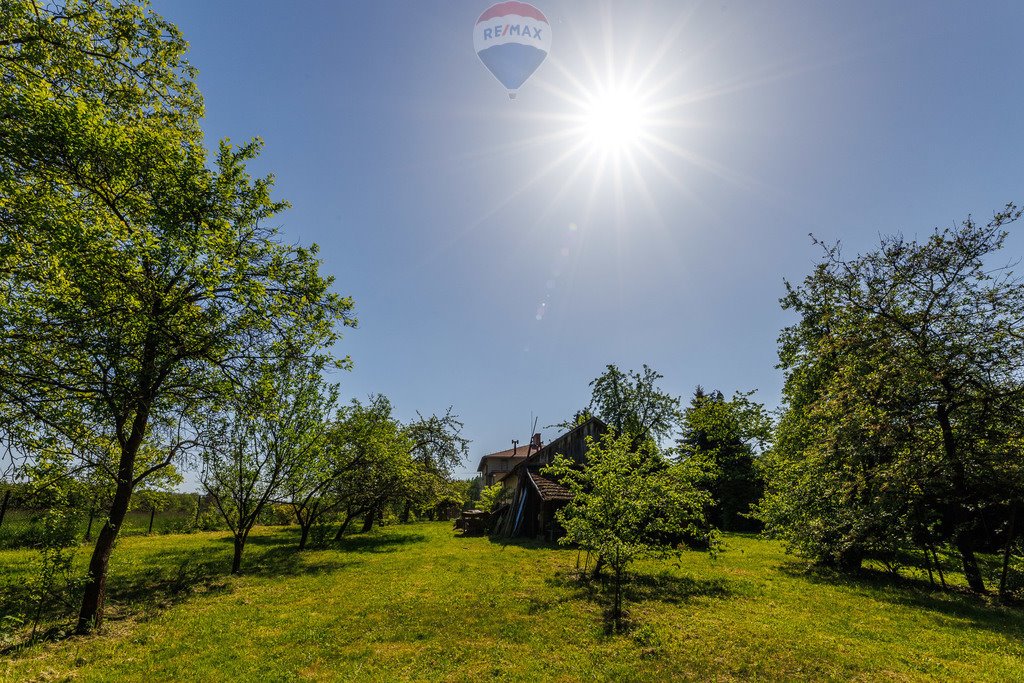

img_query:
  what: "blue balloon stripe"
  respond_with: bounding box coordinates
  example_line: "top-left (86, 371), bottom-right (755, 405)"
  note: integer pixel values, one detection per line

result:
top-left (477, 43), bottom-right (547, 91)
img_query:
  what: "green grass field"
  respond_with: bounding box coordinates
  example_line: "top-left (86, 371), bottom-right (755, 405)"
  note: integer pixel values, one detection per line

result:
top-left (0, 509), bottom-right (197, 549)
top-left (2, 522), bottom-right (1023, 681)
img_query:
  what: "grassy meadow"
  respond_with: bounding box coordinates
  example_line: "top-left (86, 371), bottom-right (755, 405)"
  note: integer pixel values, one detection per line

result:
top-left (0, 510), bottom-right (197, 550)
top-left (2, 522), bottom-right (1023, 681)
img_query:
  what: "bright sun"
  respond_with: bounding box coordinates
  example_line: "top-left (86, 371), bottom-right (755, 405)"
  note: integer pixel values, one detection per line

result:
top-left (581, 86), bottom-right (648, 153)
top-left (470, 7), bottom-right (773, 254)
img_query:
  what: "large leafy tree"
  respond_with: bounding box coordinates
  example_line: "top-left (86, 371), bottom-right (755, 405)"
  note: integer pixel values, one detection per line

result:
top-left (587, 364), bottom-right (681, 447)
top-left (283, 412), bottom-right (353, 551)
top-left (0, 1), bottom-right (354, 630)
top-left (678, 388), bottom-right (772, 531)
top-left (399, 408), bottom-right (469, 522)
top-left (329, 395), bottom-right (412, 536)
top-left (759, 205), bottom-right (1024, 590)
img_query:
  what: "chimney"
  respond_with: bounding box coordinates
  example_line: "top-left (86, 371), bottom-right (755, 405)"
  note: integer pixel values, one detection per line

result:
top-left (531, 433), bottom-right (542, 450)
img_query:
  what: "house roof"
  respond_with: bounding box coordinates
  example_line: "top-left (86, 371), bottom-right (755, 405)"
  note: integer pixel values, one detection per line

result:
top-left (476, 443), bottom-right (533, 472)
top-left (527, 470), bottom-right (572, 502)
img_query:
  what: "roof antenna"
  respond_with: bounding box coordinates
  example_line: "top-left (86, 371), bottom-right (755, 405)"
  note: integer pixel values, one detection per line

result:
top-left (512, 439), bottom-right (519, 455)
top-left (528, 414), bottom-right (539, 454)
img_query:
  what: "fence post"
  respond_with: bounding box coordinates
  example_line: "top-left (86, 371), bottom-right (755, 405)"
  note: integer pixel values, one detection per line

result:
top-left (0, 489), bottom-right (10, 529)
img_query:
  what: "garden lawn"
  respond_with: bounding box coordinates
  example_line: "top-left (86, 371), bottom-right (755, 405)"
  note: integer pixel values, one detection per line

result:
top-left (2, 522), bottom-right (1023, 681)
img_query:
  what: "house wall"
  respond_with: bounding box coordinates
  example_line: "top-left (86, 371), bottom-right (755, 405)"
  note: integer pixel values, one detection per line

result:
top-left (481, 455), bottom-right (529, 487)
top-left (500, 470), bottom-right (520, 491)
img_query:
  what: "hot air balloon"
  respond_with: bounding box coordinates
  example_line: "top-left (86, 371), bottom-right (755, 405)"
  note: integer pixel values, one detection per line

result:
top-left (473, 2), bottom-right (551, 99)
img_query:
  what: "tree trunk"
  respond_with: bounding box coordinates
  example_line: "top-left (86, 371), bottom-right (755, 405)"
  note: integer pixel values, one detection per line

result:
top-left (77, 336), bottom-right (157, 634)
top-left (936, 401), bottom-right (984, 592)
top-left (612, 547), bottom-right (623, 632)
top-left (194, 494), bottom-right (203, 527)
top-left (361, 508), bottom-right (376, 533)
top-left (85, 506), bottom-right (95, 542)
top-left (592, 555), bottom-right (604, 580)
top-left (837, 547), bottom-right (863, 571)
top-left (923, 546), bottom-right (935, 587)
top-left (0, 489), bottom-right (10, 529)
top-left (956, 537), bottom-right (985, 593)
top-left (298, 522), bottom-right (311, 550)
top-left (334, 511), bottom-right (355, 541)
top-left (1000, 506), bottom-right (1017, 598)
top-left (231, 535), bottom-right (245, 574)
top-left (148, 506), bottom-right (156, 534)
top-left (76, 475), bottom-right (133, 633)
top-left (613, 570), bottom-right (622, 632)
top-left (400, 500), bottom-right (411, 524)
top-left (929, 545), bottom-right (947, 590)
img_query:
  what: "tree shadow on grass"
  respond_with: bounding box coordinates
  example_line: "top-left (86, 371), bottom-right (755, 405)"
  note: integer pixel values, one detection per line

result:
top-left (486, 535), bottom-right (560, 552)
top-left (623, 570), bottom-right (733, 605)
top-left (334, 532), bottom-right (426, 554)
top-left (217, 528), bottom-right (427, 555)
top-left (0, 531), bottom-right (367, 651)
top-left (0, 548), bottom-right (240, 652)
top-left (106, 549), bottom-right (234, 616)
top-left (109, 542), bottom-right (362, 617)
top-left (544, 567), bottom-right (736, 634)
top-left (215, 528), bottom-right (296, 546)
top-left (778, 560), bottom-right (1024, 639)
top-left (546, 567), bottom-right (734, 603)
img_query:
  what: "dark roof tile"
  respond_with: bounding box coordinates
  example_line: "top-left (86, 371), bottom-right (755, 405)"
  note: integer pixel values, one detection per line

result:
top-left (528, 470), bottom-right (572, 502)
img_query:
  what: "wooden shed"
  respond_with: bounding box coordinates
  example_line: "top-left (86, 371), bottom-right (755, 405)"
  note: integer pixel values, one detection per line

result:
top-left (492, 417), bottom-right (606, 541)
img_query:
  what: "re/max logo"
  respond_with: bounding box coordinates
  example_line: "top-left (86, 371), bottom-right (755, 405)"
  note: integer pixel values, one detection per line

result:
top-left (482, 24), bottom-right (543, 40)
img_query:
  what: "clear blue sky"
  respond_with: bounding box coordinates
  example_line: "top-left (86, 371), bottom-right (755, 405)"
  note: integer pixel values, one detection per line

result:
top-left (152, 1), bottom-right (1024, 480)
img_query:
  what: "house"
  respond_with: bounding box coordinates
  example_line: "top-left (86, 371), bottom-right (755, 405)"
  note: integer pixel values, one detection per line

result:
top-left (491, 417), bottom-right (607, 540)
top-left (476, 434), bottom-right (542, 487)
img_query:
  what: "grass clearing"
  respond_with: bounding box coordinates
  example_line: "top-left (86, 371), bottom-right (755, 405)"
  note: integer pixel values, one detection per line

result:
top-left (0, 509), bottom-right (198, 550)
top-left (1, 522), bottom-right (1023, 681)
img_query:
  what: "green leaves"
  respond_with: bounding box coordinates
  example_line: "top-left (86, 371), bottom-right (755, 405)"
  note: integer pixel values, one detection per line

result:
top-left (479, 482), bottom-right (509, 512)
top-left (0, 0), bottom-right (355, 478)
top-left (545, 431), bottom-right (712, 571)
top-left (199, 358), bottom-right (331, 560)
top-left (761, 205), bottom-right (1024, 577)
top-left (544, 430), bottom-right (714, 630)
top-left (1, 0), bottom-right (355, 622)
top-left (587, 364), bottom-right (681, 447)
top-left (679, 388), bottom-right (771, 531)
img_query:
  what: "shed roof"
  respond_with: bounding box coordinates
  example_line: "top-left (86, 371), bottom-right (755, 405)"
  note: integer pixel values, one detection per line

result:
top-left (527, 470), bottom-right (572, 502)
